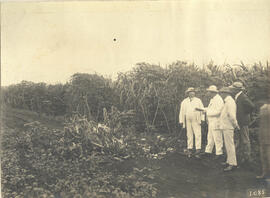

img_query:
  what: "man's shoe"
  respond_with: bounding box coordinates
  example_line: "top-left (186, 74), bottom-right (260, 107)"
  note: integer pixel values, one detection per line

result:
top-left (194, 149), bottom-right (202, 158)
top-left (184, 149), bottom-right (193, 155)
top-left (186, 149), bottom-right (194, 158)
top-left (224, 165), bottom-right (235, 172)
top-left (200, 152), bottom-right (211, 158)
top-left (256, 175), bottom-right (265, 179)
top-left (194, 149), bottom-right (201, 155)
top-left (221, 162), bottom-right (228, 166)
top-left (256, 174), bottom-right (268, 179)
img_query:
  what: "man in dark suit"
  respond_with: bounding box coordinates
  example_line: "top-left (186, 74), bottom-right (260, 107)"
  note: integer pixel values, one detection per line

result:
top-left (230, 81), bottom-right (255, 166)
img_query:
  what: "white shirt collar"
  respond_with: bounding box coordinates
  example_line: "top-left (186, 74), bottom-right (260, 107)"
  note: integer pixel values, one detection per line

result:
top-left (235, 91), bottom-right (242, 100)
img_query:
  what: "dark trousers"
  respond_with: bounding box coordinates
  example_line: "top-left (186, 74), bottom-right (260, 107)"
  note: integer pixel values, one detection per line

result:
top-left (235, 126), bottom-right (251, 164)
top-left (260, 144), bottom-right (270, 177)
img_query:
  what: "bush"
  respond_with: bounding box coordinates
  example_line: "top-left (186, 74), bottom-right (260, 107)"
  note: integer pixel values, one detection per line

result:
top-left (64, 73), bottom-right (119, 121)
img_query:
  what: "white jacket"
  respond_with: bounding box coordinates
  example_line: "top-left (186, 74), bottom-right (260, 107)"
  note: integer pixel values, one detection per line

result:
top-left (179, 97), bottom-right (204, 128)
top-left (206, 94), bottom-right (224, 129)
top-left (218, 95), bottom-right (239, 130)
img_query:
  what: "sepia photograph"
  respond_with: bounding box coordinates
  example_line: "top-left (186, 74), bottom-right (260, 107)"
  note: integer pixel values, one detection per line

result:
top-left (1, 0), bottom-right (270, 197)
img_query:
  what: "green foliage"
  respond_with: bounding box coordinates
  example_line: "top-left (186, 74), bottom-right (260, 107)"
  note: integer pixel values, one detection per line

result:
top-left (64, 73), bottom-right (118, 121)
top-left (2, 61), bottom-right (270, 132)
top-left (1, 113), bottom-right (159, 197)
top-left (2, 81), bottom-right (67, 116)
top-left (115, 61), bottom-right (270, 132)
top-left (2, 73), bottom-right (118, 122)
top-left (63, 108), bottom-right (140, 158)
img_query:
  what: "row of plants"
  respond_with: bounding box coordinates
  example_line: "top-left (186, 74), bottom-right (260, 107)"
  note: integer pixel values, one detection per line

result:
top-left (2, 104), bottom-right (186, 197)
top-left (1, 73), bottom-right (117, 122)
top-left (2, 61), bottom-right (269, 132)
top-left (0, 109), bottom-right (141, 197)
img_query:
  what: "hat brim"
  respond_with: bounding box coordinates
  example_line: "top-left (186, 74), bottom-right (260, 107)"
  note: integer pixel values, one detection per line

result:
top-left (206, 89), bottom-right (218, 93)
top-left (186, 90), bottom-right (195, 94)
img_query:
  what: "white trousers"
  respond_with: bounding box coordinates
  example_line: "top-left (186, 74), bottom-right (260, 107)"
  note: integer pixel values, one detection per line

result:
top-left (223, 129), bottom-right (237, 166)
top-left (186, 120), bottom-right (201, 150)
top-left (205, 123), bottom-right (223, 155)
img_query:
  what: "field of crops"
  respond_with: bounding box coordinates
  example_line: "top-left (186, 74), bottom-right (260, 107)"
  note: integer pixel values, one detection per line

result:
top-left (1, 61), bottom-right (270, 197)
top-left (1, 105), bottom-right (188, 197)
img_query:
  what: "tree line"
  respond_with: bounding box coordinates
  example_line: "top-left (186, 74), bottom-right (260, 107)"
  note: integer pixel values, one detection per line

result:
top-left (2, 61), bottom-right (270, 132)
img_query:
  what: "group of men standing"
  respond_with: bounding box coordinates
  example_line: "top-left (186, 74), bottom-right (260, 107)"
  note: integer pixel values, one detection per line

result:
top-left (179, 82), bottom-right (254, 172)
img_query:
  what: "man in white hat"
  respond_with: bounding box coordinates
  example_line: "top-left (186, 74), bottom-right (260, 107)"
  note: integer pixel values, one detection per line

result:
top-left (199, 85), bottom-right (224, 160)
top-left (179, 87), bottom-right (204, 156)
top-left (219, 87), bottom-right (240, 171)
top-left (230, 81), bottom-right (255, 166)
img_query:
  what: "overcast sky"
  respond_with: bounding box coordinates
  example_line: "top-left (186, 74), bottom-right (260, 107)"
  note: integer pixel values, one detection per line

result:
top-left (1, 0), bottom-right (270, 86)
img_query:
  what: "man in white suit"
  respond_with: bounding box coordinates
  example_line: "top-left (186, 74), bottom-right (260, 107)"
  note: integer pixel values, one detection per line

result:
top-left (200, 85), bottom-right (224, 160)
top-left (179, 87), bottom-right (204, 156)
top-left (219, 87), bottom-right (240, 171)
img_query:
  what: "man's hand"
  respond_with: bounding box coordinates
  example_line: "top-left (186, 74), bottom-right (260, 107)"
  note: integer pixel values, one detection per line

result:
top-left (195, 107), bottom-right (206, 112)
top-left (179, 123), bottom-right (185, 128)
top-left (235, 125), bottom-right (240, 131)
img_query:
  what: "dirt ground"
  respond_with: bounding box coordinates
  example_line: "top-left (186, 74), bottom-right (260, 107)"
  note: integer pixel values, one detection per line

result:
top-left (1, 106), bottom-right (269, 198)
top-left (110, 151), bottom-right (269, 198)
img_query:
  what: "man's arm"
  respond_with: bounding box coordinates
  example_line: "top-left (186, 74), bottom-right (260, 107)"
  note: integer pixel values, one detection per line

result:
top-left (179, 99), bottom-right (187, 128)
top-left (179, 100), bottom-right (185, 124)
top-left (227, 99), bottom-right (240, 129)
top-left (198, 99), bottom-right (205, 121)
